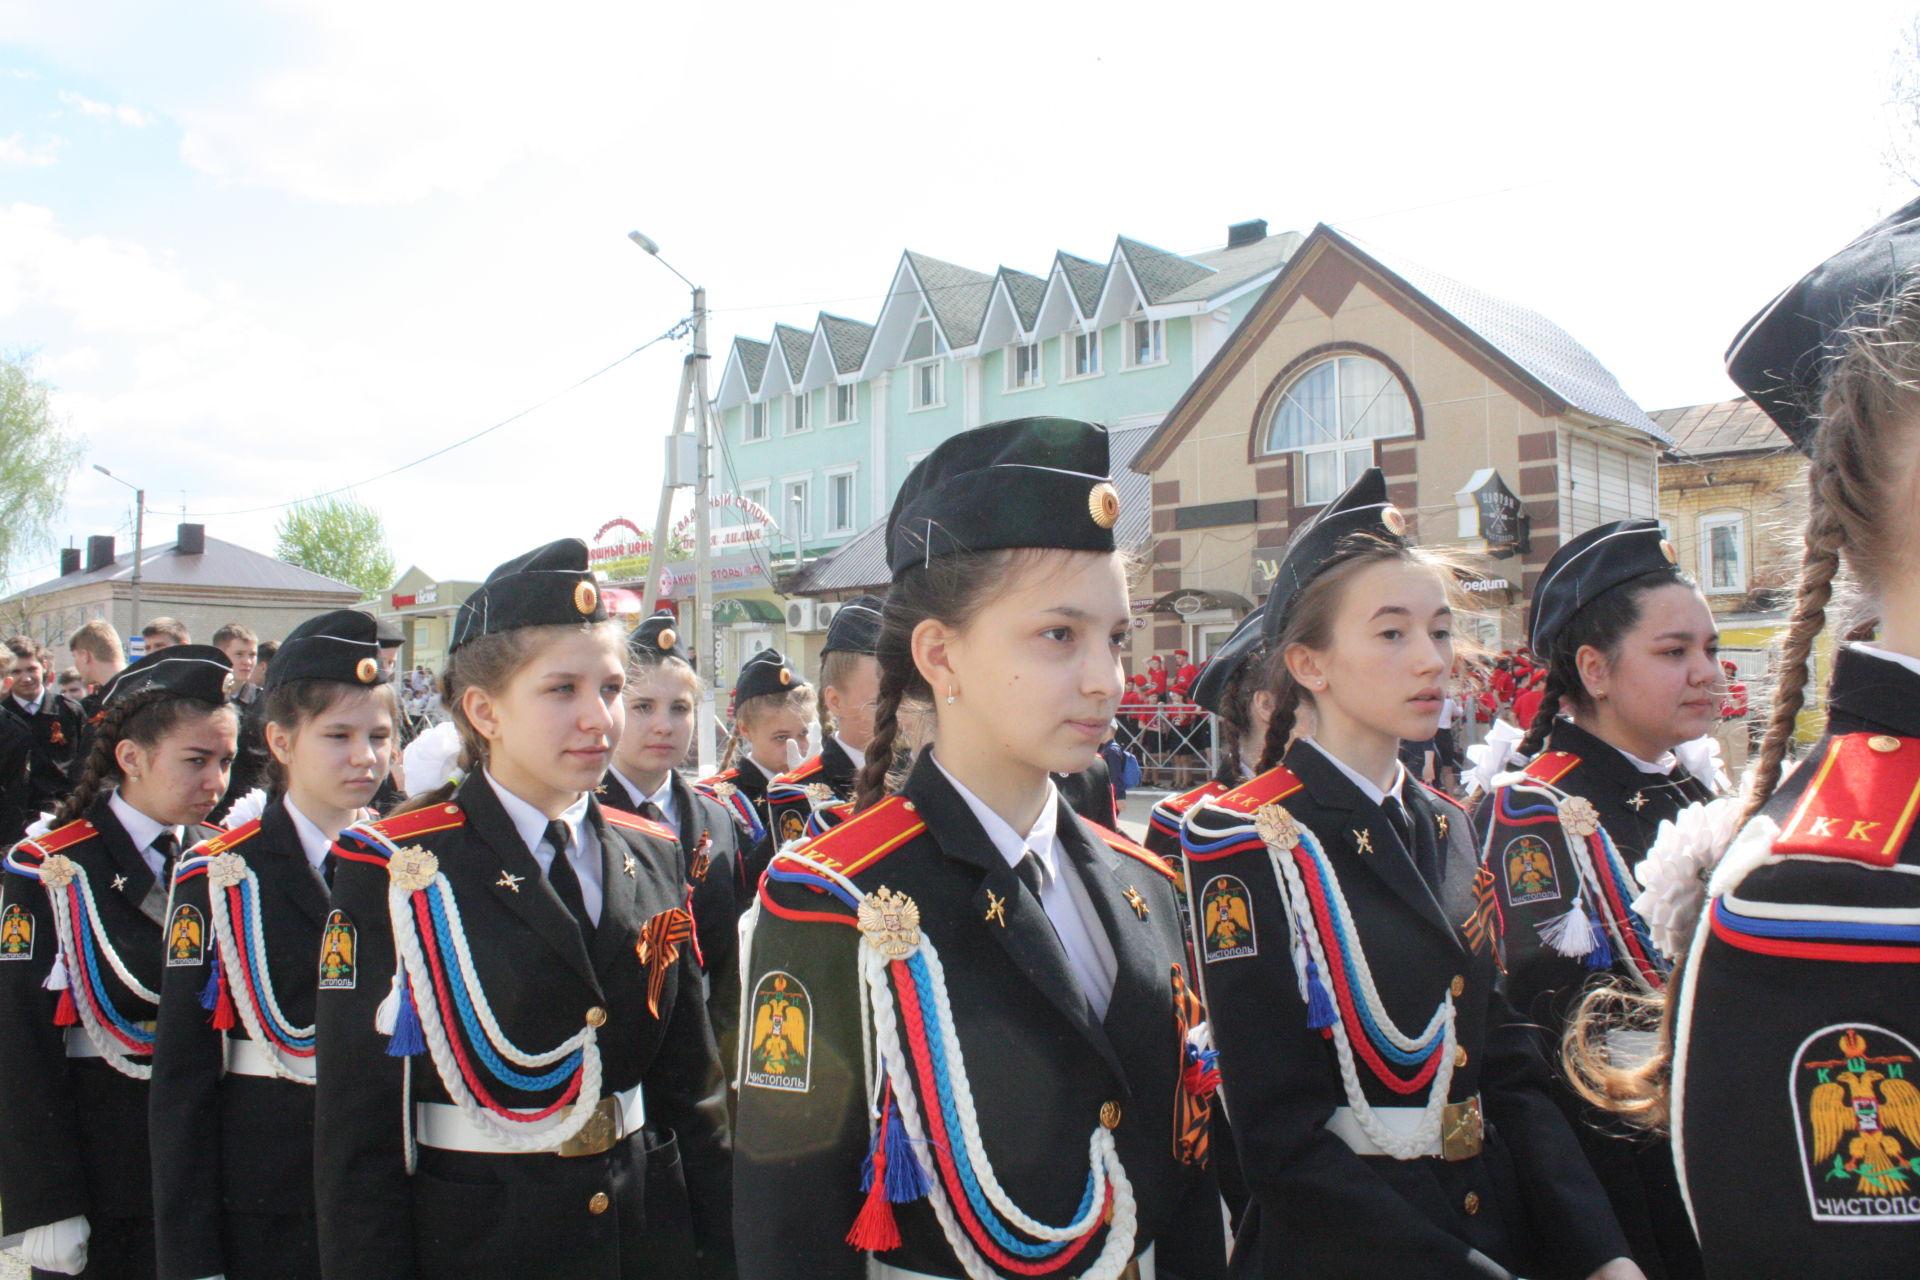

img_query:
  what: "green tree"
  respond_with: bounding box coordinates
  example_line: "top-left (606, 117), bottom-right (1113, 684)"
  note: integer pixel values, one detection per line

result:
top-left (0, 352), bottom-right (83, 582)
top-left (275, 494), bottom-right (398, 598)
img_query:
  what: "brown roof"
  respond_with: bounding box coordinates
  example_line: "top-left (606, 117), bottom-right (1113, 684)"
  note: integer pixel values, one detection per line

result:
top-left (1649, 397), bottom-right (1791, 458)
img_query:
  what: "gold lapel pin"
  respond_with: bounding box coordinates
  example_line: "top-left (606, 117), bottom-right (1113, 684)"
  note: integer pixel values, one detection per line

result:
top-left (1353, 829), bottom-right (1374, 855)
top-left (1435, 814), bottom-right (1450, 840)
top-left (984, 889), bottom-right (1007, 928)
top-left (1626, 791), bottom-right (1649, 812)
top-left (1124, 885), bottom-right (1150, 920)
top-left (623, 852), bottom-right (637, 879)
top-left (496, 870), bottom-right (523, 893)
top-left (112, 874), bottom-right (128, 891)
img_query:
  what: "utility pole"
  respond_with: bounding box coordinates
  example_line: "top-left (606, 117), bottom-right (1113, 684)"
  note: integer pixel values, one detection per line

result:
top-left (94, 466), bottom-right (144, 642)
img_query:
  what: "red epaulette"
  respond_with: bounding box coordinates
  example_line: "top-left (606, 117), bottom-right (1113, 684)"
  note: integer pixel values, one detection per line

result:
top-left (603, 808), bottom-right (676, 843)
top-left (1775, 733), bottom-right (1920, 868)
top-left (780, 795), bottom-right (925, 877)
top-left (363, 802), bottom-right (466, 843)
top-left (1419, 780), bottom-right (1468, 815)
top-left (16, 818), bottom-right (100, 860)
top-left (1523, 751), bottom-right (1580, 787)
top-left (195, 818), bottom-right (263, 857)
top-left (773, 755), bottom-right (824, 786)
top-left (1216, 766), bottom-right (1305, 814)
top-left (697, 769), bottom-right (740, 788)
top-left (1160, 780), bottom-right (1226, 819)
top-left (1084, 821), bottom-right (1176, 881)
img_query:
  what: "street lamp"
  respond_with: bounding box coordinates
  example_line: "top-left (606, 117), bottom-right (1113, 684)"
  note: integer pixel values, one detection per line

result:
top-left (93, 465), bottom-right (144, 642)
top-left (628, 229), bottom-right (718, 772)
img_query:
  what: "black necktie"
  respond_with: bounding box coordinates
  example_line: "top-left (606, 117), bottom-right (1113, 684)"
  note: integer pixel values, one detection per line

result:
top-left (639, 800), bottom-right (669, 829)
top-left (151, 831), bottom-right (180, 880)
top-left (1016, 849), bottom-right (1048, 904)
top-left (1382, 797), bottom-right (1437, 885)
top-left (544, 820), bottom-right (593, 935)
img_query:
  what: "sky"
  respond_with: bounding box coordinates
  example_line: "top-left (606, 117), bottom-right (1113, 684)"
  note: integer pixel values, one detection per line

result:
top-left (1, 0), bottom-right (1915, 595)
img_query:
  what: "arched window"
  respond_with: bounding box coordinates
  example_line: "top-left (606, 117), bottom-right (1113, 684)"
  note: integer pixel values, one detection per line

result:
top-left (1260, 354), bottom-right (1415, 504)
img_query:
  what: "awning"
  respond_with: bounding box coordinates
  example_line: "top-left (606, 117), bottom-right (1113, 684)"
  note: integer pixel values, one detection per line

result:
top-left (713, 597), bottom-right (784, 625)
top-left (1149, 588), bottom-right (1255, 617)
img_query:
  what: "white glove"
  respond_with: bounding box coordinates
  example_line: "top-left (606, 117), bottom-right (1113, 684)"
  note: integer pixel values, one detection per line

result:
top-left (19, 1215), bottom-right (89, 1274)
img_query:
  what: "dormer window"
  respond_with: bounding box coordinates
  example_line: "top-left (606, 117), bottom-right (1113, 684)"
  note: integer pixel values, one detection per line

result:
top-left (903, 305), bottom-right (945, 362)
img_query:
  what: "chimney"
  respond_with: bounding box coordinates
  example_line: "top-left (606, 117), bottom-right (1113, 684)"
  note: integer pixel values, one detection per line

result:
top-left (59, 548), bottom-right (81, 576)
top-left (1227, 218), bottom-right (1268, 249)
top-left (85, 535), bottom-right (115, 572)
top-left (176, 523), bottom-right (205, 556)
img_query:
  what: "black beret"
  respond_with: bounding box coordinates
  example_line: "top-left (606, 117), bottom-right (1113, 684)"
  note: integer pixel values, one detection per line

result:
top-left (374, 615), bottom-right (406, 646)
top-left (628, 609), bottom-right (689, 666)
top-left (100, 645), bottom-right (235, 709)
top-left (822, 595), bottom-right (884, 657)
top-left (1261, 468), bottom-right (1409, 644)
top-left (1191, 606), bottom-right (1267, 715)
top-left (1727, 194), bottom-right (1920, 453)
top-left (450, 538), bottom-right (607, 654)
top-left (1527, 518), bottom-right (1679, 655)
top-left (734, 648), bottom-right (802, 705)
top-left (268, 610), bottom-right (390, 692)
top-left (886, 417), bottom-right (1119, 575)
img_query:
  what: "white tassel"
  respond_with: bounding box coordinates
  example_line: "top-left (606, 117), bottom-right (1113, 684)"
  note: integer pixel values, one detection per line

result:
top-left (373, 971), bottom-right (401, 1036)
top-left (42, 952), bottom-right (68, 991)
top-left (1538, 898), bottom-right (1597, 958)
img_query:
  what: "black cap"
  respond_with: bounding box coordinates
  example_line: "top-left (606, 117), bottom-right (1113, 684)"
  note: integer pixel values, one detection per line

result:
top-left (268, 610), bottom-right (390, 692)
top-left (100, 645), bottom-right (234, 709)
top-left (1727, 195), bottom-right (1920, 453)
top-left (1261, 468), bottom-right (1409, 644)
top-left (886, 417), bottom-right (1119, 575)
top-left (373, 615), bottom-right (406, 647)
top-left (450, 538), bottom-right (607, 655)
top-left (628, 609), bottom-right (689, 666)
top-left (1527, 519), bottom-right (1679, 655)
top-left (734, 648), bottom-right (801, 705)
top-left (1190, 606), bottom-right (1267, 715)
top-left (822, 595), bottom-right (884, 657)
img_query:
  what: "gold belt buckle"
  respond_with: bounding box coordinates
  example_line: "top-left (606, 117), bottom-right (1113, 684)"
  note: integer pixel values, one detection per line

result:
top-left (557, 1094), bottom-right (622, 1158)
top-left (1441, 1095), bottom-right (1483, 1162)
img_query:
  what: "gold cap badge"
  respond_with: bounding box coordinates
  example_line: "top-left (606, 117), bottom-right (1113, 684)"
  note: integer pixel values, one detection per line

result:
top-left (575, 580), bottom-right (599, 615)
top-left (1382, 506), bottom-right (1408, 537)
top-left (1659, 538), bottom-right (1678, 564)
top-left (658, 628), bottom-right (676, 651)
top-left (356, 657), bottom-right (380, 684)
top-left (1088, 482), bottom-right (1120, 530)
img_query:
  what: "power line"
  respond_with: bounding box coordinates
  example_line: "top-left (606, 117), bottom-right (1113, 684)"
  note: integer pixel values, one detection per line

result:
top-left (176, 320), bottom-right (691, 519)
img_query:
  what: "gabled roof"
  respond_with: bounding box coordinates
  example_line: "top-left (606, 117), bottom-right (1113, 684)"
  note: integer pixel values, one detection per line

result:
top-left (1138, 224), bottom-right (1665, 471)
top-left (9, 535), bottom-right (361, 602)
top-left (903, 251), bottom-right (994, 347)
top-left (772, 324), bottom-right (812, 382)
top-left (1115, 236), bottom-right (1214, 304)
top-left (998, 267), bottom-right (1047, 329)
top-left (1159, 230), bottom-right (1304, 304)
top-left (1057, 252), bottom-right (1106, 317)
top-left (1651, 397), bottom-right (1790, 457)
top-left (819, 313), bottom-right (874, 375)
top-left (736, 337), bottom-right (769, 390)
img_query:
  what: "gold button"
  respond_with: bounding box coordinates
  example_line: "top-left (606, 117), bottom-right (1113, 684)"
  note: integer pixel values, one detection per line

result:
top-left (1450, 975), bottom-right (1465, 998)
top-left (1870, 735), bottom-right (1902, 754)
top-left (1463, 1191), bottom-right (1481, 1215)
top-left (1099, 1101), bottom-right (1122, 1130)
top-left (903, 801), bottom-right (916, 811)
top-left (1454, 1047), bottom-right (1469, 1069)
top-left (585, 1007), bottom-right (607, 1028)
top-left (588, 1192), bottom-right (610, 1215)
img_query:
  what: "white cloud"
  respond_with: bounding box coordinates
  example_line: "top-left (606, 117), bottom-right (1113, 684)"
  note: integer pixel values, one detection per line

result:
top-left (0, 133), bottom-right (62, 166)
top-left (57, 89), bottom-right (149, 127)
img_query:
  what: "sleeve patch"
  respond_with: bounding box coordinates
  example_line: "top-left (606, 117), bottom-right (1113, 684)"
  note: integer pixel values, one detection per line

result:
top-left (318, 909), bottom-right (357, 989)
top-left (744, 970), bottom-right (812, 1093)
top-left (166, 904), bottom-right (205, 967)
top-left (1502, 834), bottom-right (1562, 905)
top-left (0, 902), bottom-right (33, 960)
top-left (1199, 874), bottom-right (1258, 962)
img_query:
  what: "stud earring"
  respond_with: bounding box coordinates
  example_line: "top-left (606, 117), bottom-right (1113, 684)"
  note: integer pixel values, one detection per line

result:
top-left (946, 686), bottom-right (958, 705)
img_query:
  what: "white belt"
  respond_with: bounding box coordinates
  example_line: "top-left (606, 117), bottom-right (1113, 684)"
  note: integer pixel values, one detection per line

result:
top-left (225, 1035), bottom-right (317, 1081)
top-left (1326, 1106), bottom-right (1442, 1159)
top-left (871, 1244), bottom-right (1154, 1280)
top-left (64, 1024), bottom-right (153, 1059)
top-left (414, 1084), bottom-right (645, 1154)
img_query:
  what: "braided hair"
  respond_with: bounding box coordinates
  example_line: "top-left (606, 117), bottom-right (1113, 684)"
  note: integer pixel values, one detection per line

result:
top-left (1211, 642), bottom-right (1272, 787)
top-left (52, 688), bottom-right (236, 827)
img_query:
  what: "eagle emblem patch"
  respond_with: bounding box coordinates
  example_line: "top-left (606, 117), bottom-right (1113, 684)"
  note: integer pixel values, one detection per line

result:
top-left (1503, 835), bottom-right (1561, 905)
top-left (745, 971), bottom-right (812, 1093)
top-left (1200, 875), bottom-right (1256, 962)
top-left (779, 809), bottom-right (806, 845)
top-left (1795, 1024), bottom-right (1920, 1220)
top-left (0, 903), bottom-right (32, 960)
top-left (318, 910), bottom-right (357, 990)
top-left (166, 904), bottom-right (205, 967)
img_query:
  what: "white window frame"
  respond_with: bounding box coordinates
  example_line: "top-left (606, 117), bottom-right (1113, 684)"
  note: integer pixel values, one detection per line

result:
top-left (744, 401), bottom-right (768, 442)
top-left (830, 382), bottom-right (858, 426)
top-left (788, 391), bottom-right (811, 434)
top-left (910, 359), bottom-right (945, 411)
top-left (1698, 511), bottom-right (1748, 595)
top-left (1124, 315), bottom-right (1166, 370)
top-left (741, 481), bottom-right (772, 518)
top-left (781, 475), bottom-right (813, 547)
top-left (824, 466), bottom-right (858, 535)
top-left (1006, 341), bottom-right (1044, 392)
top-left (1065, 329), bottom-right (1103, 380)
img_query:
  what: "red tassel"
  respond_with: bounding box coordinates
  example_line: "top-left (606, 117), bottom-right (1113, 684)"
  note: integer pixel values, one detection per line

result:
top-left (210, 967), bottom-right (238, 1031)
top-left (846, 1176), bottom-right (903, 1253)
top-left (53, 987), bottom-right (78, 1026)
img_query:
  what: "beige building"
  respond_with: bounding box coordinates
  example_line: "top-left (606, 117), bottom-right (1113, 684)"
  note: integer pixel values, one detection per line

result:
top-left (1131, 223), bottom-right (1670, 662)
top-left (2, 524), bottom-right (362, 657)
top-left (357, 565), bottom-right (482, 677)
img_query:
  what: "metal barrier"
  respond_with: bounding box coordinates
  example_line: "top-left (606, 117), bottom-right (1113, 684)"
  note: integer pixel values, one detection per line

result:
top-left (1116, 703), bottom-right (1217, 791)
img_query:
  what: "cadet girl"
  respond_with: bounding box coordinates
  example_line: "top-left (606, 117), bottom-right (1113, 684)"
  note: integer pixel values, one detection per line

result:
top-left (0, 647), bottom-right (240, 1279)
top-left (696, 648), bottom-right (809, 872)
top-left (763, 596), bottom-right (883, 849)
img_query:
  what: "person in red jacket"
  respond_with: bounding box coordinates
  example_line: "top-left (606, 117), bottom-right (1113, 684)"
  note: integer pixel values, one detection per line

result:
top-left (1172, 648), bottom-right (1199, 698)
top-left (1146, 653), bottom-right (1169, 696)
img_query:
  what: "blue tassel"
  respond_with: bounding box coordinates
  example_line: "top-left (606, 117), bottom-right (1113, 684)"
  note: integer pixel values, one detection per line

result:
top-left (881, 1096), bottom-right (929, 1204)
top-left (1304, 959), bottom-right (1338, 1031)
top-left (858, 1114), bottom-right (882, 1192)
top-left (198, 950), bottom-right (223, 1011)
top-left (386, 979), bottom-right (427, 1057)
top-left (1583, 906), bottom-right (1615, 970)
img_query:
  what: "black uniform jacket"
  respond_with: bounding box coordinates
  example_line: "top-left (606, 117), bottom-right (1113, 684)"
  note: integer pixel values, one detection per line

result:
top-left (6, 691), bottom-right (89, 813)
top-left (736, 750), bottom-right (1226, 1280)
top-left (0, 799), bottom-right (219, 1233)
top-left (1675, 645), bottom-right (1920, 1278)
top-left (1055, 755), bottom-right (1119, 829)
top-left (1182, 742), bottom-right (1626, 1279)
top-left (150, 798), bottom-right (328, 1280)
top-left (599, 768), bottom-right (745, 1069)
top-left (1481, 719), bottom-right (1711, 1280)
top-left (699, 759), bottom-right (775, 870)
top-left (313, 773), bottom-right (734, 1280)
top-left (0, 709), bottom-right (35, 846)
top-left (762, 736), bottom-right (860, 854)
top-left (210, 691), bottom-right (270, 826)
